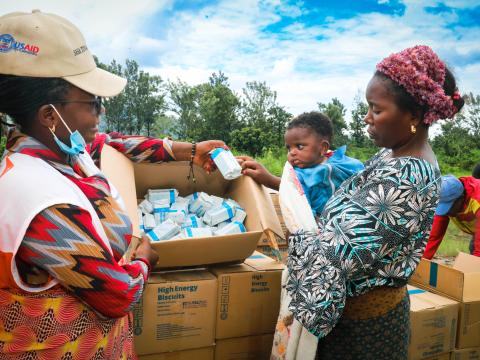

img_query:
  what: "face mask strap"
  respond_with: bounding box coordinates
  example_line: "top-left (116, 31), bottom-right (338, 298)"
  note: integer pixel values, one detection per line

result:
top-left (49, 104), bottom-right (73, 134)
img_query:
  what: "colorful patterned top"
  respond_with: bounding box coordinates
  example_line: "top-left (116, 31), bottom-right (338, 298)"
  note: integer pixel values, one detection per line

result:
top-left (0, 130), bottom-right (173, 359)
top-left (286, 149), bottom-right (441, 337)
top-left (423, 176), bottom-right (480, 258)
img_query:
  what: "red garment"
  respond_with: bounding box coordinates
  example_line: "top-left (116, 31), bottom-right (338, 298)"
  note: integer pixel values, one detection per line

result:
top-left (423, 176), bottom-right (480, 259)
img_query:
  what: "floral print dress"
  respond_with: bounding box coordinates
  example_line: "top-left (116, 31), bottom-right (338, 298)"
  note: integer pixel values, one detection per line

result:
top-left (286, 149), bottom-right (441, 352)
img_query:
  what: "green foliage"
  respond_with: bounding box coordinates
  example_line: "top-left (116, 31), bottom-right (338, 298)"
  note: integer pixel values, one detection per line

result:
top-left (230, 127), bottom-right (270, 156)
top-left (318, 98), bottom-right (348, 148)
top-left (96, 58), bottom-right (166, 136)
top-left (256, 147), bottom-right (287, 177)
top-left (240, 81), bottom-right (292, 148)
top-left (436, 225), bottom-right (471, 257)
top-left (0, 135), bottom-right (5, 155)
top-left (350, 94), bottom-right (369, 147)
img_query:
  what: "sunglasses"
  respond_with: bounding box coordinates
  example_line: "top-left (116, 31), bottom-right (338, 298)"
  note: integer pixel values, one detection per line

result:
top-left (53, 97), bottom-right (103, 115)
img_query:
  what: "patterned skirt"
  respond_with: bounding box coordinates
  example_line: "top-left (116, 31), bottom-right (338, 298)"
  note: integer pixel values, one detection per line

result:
top-left (0, 287), bottom-right (135, 360)
top-left (316, 286), bottom-right (410, 360)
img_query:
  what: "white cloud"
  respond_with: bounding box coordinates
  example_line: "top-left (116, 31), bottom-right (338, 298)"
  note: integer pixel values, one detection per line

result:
top-left (2, 0), bottom-right (479, 120)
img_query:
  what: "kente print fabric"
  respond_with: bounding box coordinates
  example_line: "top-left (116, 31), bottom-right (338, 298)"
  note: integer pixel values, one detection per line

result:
top-left (286, 149), bottom-right (441, 337)
top-left (1, 130), bottom-right (173, 359)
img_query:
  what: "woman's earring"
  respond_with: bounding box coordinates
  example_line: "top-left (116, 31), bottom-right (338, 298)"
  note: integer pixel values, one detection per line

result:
top-left (410, 124), bottom-right (417, 134)
top-left (49, 124), bottom-right (56, 135)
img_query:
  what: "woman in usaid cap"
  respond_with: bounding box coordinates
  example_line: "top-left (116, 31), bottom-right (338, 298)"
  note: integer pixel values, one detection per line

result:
top-left (0, 10), bottom-right (225, 359)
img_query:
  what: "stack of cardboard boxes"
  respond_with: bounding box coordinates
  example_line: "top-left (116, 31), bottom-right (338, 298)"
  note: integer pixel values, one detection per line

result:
top-left (133, 252), bottom-right (282, 359)
top-left (101, 146), bottom-right (284, 359)
top-left (410, 253), bottom-right (480, 359)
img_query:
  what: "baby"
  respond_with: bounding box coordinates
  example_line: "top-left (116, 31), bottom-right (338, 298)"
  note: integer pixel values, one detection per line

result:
top-left (240, 111), bottom-right (364, 216)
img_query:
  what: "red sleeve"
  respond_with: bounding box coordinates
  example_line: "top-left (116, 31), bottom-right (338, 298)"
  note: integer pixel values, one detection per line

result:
top-left (16, 204), bottom-right (149, 318)
top-left (423, 215), bottom-right (450, 259)
top-left (471, 211), bottom-right (480, 256)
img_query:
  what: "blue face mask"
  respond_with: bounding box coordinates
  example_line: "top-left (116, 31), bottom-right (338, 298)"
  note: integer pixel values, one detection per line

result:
top-left (49, 104), bottom-right (86, 156)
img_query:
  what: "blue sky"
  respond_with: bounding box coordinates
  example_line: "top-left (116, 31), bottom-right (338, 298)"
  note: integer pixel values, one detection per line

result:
top-left (2, 0), bottom-right (479, 120)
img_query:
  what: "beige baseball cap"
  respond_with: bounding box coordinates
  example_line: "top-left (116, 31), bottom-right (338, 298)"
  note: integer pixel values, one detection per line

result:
top-left (0, 10), bottom-right (126, 97)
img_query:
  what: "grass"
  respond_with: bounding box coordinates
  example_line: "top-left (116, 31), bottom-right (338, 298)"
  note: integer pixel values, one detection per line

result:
top-left (435, 224), bottom-right (471, 257)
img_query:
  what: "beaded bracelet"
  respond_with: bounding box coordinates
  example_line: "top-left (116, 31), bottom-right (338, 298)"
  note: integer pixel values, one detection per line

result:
top-left (187, 142), bottom-right (197, 183)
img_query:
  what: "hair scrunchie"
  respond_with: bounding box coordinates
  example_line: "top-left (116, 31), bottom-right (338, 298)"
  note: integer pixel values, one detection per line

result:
top-left (376, 45), bottom-right (458, 125)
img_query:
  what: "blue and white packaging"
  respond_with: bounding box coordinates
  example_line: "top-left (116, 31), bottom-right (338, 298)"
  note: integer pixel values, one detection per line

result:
top-left (183, 227), bottom-right (213, 238)
top-left (147, 188), bottom-right (178, 205)
top-left (214, 221), bottom-right (247, 236)
top-left (189, 192), bottom-right (215, 217)
top-left (225, 199), bottom-right (247, 223)
top-left (143, 213), bottom-right (156, 230)
top-left (183, 214), bottom-right (204, 228)
top-left (138, 198), bottom-right (154, 214)
top-left (138, 209), bottom-right (145, 232)
top-left (153, 199), bottom-right (171, 224)
top-left (217, 220), bottom-right (230, 229)
top-left (146, 219), bottom-right (181, 241)
top-left (210, 148), bottom-right (242, 180)
top-left (203, 202), bottom-right (235, 226)
top-left (165, 201), bottom-right (189, 225)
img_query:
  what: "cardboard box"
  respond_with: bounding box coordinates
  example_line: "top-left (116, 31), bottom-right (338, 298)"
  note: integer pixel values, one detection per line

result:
top-left (101, 145), bottom-right (284, 269)
top-left (257, 190), bottom-right (287, 246)
top-left (421, 353), bottom-right (452, 360)
top-left (408, 286), bottom-right (459, 360)
top-left (452, 347), bottom-right (480, 360)
top-left (410, 254), bottom-right (480, 349)
top-left (458, 302), bottom-right (480, 349)
top-left (410, 253), bottom-right (480, 303)
top-left (211, 252), bottom-right (283, 339)
top-left (133, 270), bottom-right (217, 355)
top-left (215, 334), bottom-right (274, 360)
top-left (138, 347), bottom-right (214, 360)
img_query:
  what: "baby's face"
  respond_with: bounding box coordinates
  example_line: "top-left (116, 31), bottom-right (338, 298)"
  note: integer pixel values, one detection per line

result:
top-left (285, 127), bottom-right (329, 168)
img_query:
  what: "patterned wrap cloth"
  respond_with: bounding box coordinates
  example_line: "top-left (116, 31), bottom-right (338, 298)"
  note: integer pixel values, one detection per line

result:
top-left (0, 130), bottom-right (174, 359)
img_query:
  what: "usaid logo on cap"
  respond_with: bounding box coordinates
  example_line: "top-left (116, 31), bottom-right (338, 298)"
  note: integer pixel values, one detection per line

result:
top-left (0, 34), bottom-right (39, 55)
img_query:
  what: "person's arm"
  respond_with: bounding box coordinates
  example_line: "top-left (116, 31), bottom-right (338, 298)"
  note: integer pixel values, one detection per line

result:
top-left (89, 133), bottom-right (226, 172)
top-left (16, 204), bottom-right (158, 319)
top-left (422, 215), bottom-right (450, 259)
top-left (236, 155), bottom-right (280, 190)
top-left (286, 159), bottom-right (438, 337)
top-left (471, 210), bottom-right (480, 256)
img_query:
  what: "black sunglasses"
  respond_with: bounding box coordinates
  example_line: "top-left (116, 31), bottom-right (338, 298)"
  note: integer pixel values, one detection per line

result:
top-left (53, 97), bottom-right (103, 115)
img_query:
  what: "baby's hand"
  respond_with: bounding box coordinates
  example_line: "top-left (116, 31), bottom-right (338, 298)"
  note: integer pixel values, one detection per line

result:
top-left (236, 156), bottom-right (280, 190)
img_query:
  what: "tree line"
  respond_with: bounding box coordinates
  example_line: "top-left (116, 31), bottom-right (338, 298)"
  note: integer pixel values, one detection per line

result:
top-left (1, 58), bottom-right (479, 175)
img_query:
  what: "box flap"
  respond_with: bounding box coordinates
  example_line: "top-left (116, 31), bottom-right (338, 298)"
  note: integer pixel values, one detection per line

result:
top-left (101, 145), bottom-right (141, 238)
top-left (408, 285), bottom-right (458, 312)
top-left (225, 176), bottom-right (284, 238)
top-left (244, 251), bottom-right (285, 271)
top-left (410, 258), bottom-right (466, 301)
top-left (152, 231), bottom-right (262, 269)
top-left (148, 269), bottom-right (215, 283)
top-left (454, 252), bottom-right (480, 273)
top-left (209, 263), bottom-right (253, 275)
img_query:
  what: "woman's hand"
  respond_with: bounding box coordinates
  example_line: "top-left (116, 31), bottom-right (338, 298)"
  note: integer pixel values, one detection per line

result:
top-left (194, 140), bottom-right (228, 173)
top-left (236, 155), bottom-right (281, 190)
top-left (134, 235), bottom-right (159, 268)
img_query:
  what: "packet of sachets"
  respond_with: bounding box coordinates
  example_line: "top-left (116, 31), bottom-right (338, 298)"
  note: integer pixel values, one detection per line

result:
top-left (203, 202), bottom-right (235, 226)
top-left (146, 219), bottom-right (181, 241)
top-left (189, 192), bottom-right (215, 217)
top-left (183, 227), bottom-right (213, 238)
top-left (147, 188), bottom-right (178, 205)
top-left (209, 148), bottom-right (242, 180)
top-left (214, 221), bottom-right (246, 236)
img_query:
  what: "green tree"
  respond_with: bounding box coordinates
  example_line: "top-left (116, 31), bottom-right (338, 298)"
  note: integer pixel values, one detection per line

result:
top-left (95, 57), bottom-right (166, 135)
top-left (239, 81), bottom-right (291, 148)
top-left (462, 92), bottom-right (480, 138)
top-left (167, 80), bottom-right (202, 140)
top-left (196, 72), bottom-right (241, 143)
top-left (318, 98), bottom-right (348, 148)
top-left (350, 94), bottom-right (369, 146)
top-left (230, 127), bottom-right (270, 156)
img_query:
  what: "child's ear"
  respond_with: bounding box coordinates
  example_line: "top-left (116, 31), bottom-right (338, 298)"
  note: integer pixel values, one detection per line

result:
top-left (321, 140), bottom-right (330, 153)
